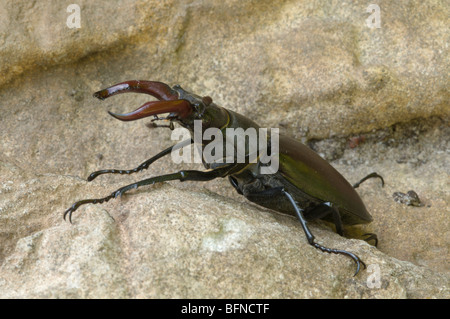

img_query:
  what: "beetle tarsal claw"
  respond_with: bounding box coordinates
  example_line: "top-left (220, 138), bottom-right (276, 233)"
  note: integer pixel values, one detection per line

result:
top-left (312, 242), bottom-right (366, 276)
top-left (63, 207), bottom-right (74, 224)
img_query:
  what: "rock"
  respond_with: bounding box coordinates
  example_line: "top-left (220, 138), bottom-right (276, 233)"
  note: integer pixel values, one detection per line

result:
top-left (1, 1), bottom-right (448, 138)
top-left (0, 175), bottom-right (448, 298)
top-left (0, 1), bottom-right (172, 88)
top-left (0, 0), bottom-right (448, 298)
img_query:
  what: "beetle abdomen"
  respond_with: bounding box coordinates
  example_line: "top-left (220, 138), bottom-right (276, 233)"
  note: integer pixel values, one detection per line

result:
top-left (277, 135), bottom-right (372, 225)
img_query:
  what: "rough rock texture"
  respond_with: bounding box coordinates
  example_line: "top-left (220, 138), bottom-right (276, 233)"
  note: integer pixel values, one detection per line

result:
top-left (1, 0), bottom-right (448, 137)
top-left (0, 0), bottom-right (448, 298)
top-left (0, 179), bottom-right (448, 298)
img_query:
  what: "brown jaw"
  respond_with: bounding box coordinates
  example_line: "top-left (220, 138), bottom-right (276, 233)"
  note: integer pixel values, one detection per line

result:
top-left (93, 80), bottom-right (179, 101)
top-left (93, 80), bottom-right (193, 121)
top-left (108, 99), bottom-right (192, 121)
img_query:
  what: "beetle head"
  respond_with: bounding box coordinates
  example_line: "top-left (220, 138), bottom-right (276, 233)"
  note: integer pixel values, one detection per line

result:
top-left (93, 80), bottom-right (229, 132)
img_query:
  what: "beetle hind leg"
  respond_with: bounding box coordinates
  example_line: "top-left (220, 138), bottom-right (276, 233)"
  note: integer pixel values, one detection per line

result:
top-left (362, 233), bottom-right (378, 247)
top-left (353, 172), bottom-right (384, 189)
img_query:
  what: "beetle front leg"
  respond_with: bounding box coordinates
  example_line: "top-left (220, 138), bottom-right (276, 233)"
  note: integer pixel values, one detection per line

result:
top-left (282, 190), bottom-right (366, 276)
top-left (86, 139), bottom-right (193, 181)
top-left (64, 166), bottom-right (231, 223)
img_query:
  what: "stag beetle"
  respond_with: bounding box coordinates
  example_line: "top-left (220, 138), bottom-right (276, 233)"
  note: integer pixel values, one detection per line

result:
top-left (64, 80), bottom-right (384, 276)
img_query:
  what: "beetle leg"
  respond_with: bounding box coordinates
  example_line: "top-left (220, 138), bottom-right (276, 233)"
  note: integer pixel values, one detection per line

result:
top-left (362, 233), bottom-right (378, 247)
top-left (228, 176), bottom-right (243, 195)
top-left (93, 80), bottom-right (179, 101)
top-left (324, 203), bottom-right (343, 236)
top-left (282, 190), bottom-right (366, 276)
top-left (87, 139), bottom-right (193, 181)
top-left (64, 165), bottom-right (235, 223)
top-left (304, 202), bottom-right (344, 236)
top-left (353, 172), bottom-right (384, 189)
top-left (305, 204), bottom-right (379, 247)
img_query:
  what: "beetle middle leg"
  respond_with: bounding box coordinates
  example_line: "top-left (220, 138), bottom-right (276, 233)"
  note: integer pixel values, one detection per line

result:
top-left (282, 190), bottom-right (366, 276)
top-left (281, 190), bottom-right (365, 276)
top-left (87, 139), bottom-right (193, 181)
top-left (244, 186), bottom-right (365, 276)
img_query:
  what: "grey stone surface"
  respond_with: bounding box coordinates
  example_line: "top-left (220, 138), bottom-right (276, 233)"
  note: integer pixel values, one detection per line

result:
top-left (0, 178), bottom-right (448, 298)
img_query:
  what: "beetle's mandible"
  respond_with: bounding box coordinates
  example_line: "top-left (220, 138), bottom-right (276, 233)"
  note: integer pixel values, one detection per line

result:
top-left (64, 80), bottom-right (384, 276)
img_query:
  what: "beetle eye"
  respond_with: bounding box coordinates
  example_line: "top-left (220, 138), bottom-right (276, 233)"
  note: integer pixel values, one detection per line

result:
top-left (202, 96), bottom-right (212, 106)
